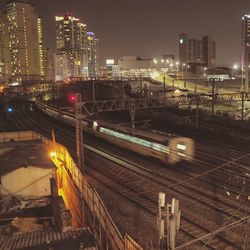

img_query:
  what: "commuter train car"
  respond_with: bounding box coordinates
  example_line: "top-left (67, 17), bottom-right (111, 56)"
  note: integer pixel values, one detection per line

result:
top-left (35, 98), bottom-right (195, 164)
top-left (92, 122), bottom-right (194, 164)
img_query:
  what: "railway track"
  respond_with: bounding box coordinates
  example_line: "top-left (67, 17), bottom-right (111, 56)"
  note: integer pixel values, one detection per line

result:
top-left (86, 157), bottom-right (244, 250)
top-left (9, 102), bottom-right (249, 249)
top-left (87, 146), bottom-right (247, 246)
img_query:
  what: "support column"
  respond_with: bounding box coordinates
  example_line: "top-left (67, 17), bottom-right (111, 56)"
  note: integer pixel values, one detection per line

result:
top-left (241, 92), bottom-right (245, 120)
top-left (140, 75), bottom-right (143, 97)
top-left (195, 98), bottom-right (199, 129)
top-left (129, 99), bottom-right (136, 130)
top-left (92, 79), bottom-right (96, 101)
top-left (211, 79), bottom-right (215, 116)
top-left (122, 80), bottom-right (125, 99)
top-left (163, 76), bottom-right (166, 102)
top-left (75, 93), bottom-right (84, 172)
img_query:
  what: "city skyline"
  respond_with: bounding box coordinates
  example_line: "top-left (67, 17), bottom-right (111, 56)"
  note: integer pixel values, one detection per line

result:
top-left (0, 0), bottom-right (250, 66)
top-left (1, 2), bottom-right (250, 250)
top-left (0, 0), bottom-right (248, 66)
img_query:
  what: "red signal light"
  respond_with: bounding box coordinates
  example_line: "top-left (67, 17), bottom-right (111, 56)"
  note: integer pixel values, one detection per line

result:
top-left (69, 94), bottom-right (76, 102)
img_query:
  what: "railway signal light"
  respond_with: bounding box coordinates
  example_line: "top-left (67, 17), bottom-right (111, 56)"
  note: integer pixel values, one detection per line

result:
top-left (7, 107), bottom-right (13, 113)
top-left (69, 94), bottom-right (76, 102)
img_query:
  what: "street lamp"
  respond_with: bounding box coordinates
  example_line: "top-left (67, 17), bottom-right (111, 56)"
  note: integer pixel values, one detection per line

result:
top-left (233, 64), bottom-right (239, 70)
top-left (170, 63), bottom-right (173, 73)
top-left (181, 63), bottom-right (186, 77)
top-left (203, 67), bottom-right (207, 78)
top-left (176, 62), bottom-right (179, 86)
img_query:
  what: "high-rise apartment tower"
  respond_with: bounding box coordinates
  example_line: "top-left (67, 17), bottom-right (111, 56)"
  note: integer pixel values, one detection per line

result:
top-left (2, 0), bottom-right (44, 82)
top-left (55, 13), bottom-right (87, 80)
top-left (242, 14), bottom-right (250, 92)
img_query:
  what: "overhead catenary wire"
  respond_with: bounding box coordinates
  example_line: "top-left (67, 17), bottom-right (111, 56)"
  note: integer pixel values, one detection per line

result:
top-left (174, 215), bottom-right (250, 250)
top-left (106, 149), bottom-right (250, 197)
top-left (200, 185), bottom-right (249, 249)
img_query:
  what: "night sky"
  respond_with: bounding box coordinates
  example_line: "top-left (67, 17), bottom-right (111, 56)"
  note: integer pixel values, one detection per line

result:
top-left (1, 0), bottom-right (250, 65)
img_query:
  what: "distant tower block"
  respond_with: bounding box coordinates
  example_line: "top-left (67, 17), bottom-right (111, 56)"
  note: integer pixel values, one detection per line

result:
top-left (242, 14), bottom-right (250, 92)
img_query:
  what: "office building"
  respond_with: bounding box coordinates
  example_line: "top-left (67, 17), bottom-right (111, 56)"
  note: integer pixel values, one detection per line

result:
top-left (86, 32), bottom-right (98, 77)
top-left (0, 10), bottom-right (11, 82)
top-left (179, 33), bottom-right (202, 65)
top-left (44, 48), bottom-right (55, 81)
top-left (179, 33), bottom-right (216, 72)
top-left (106, 59), bottom-right (119, 78)
top-left (55, 13), bottom-right (87, 80)
top-left (202, 36), bottom-right (216, 67)
top-left (242, 14), bottom-right (250, 92)
top-left (55, 54), bottom-right (71, 81)
top-left (118, 56), bottom-right (152, 77)
top-left (3, 0), bottom-right (44, 83)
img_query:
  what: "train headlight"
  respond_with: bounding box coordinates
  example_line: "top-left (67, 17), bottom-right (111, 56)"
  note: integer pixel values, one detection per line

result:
top-left (177, 144), bottom-right (186, 151)
top-left (93, 121), bottom-right (98, 130)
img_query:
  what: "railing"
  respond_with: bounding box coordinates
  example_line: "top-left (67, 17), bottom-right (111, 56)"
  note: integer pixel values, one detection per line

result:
top-left (0, 131), bottom-right (42, 143)
top-left (45, 139), bottom-right (125, 249)
top-left (0, 131), bottom-right (142, 250)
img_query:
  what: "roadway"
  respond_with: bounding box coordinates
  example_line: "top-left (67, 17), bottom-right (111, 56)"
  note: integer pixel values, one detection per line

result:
top-left (7, 100), bottom-right (250, 249)
top-left (151, 71), bottom-right (238, 94)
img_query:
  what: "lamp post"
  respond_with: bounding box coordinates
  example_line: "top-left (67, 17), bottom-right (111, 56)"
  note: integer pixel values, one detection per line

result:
top-left (203, 67), bottom-right (207, 77)
top-left (181, 63), bottom-right (186, 76)
top-left (176, 61), bottom-right (179, 88)
top-left (182, 63), bottom-right (186, 88)
top-left (163, 76), bottom-right (166, 101)
top-left (210, 78), bottom-right (220, 116)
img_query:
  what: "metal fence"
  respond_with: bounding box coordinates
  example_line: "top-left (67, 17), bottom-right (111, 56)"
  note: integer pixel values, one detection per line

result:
top-left (42, 134), bottom-right (143, 250)
top-left (0, 130), bottom-right (42, 143)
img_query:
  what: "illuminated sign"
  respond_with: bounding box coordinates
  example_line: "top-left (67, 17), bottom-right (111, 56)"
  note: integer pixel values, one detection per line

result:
top-left (106, 59), bottom-right (115, 65)
top-left (180, 38), bottom-right (184, 44)
top-left (55, 16), bottom-right (64, 21)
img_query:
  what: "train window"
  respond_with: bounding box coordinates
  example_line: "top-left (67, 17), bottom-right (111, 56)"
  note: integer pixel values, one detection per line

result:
top-left (63, 115), bottom-right (74, 120)
top-left (99, 127), bottom-right (169, 153)
top-left (152, 143), bottom-right (169, 153)
top-left (178, 152), bottom-right (186, 157)
top-left (177, 144), bottom-right (186, 151)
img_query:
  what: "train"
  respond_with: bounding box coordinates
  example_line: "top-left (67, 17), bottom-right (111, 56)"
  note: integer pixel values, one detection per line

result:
top-left (35, 98), bottom-right (195, 164)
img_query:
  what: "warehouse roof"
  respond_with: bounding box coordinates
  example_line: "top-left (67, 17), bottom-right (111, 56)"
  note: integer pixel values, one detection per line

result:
top-left (0, 227), bottom-right (96, 250)
top-left (0, 140), bottom-right (54, 175)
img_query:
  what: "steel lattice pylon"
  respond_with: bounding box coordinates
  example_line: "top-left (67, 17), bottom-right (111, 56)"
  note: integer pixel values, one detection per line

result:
top-left (75, 93), bottom-right (84, 171)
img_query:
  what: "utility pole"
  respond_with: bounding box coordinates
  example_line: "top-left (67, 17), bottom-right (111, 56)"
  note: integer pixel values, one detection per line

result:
top-left (158, 193), bottom-right (181, 250)
top-left (163, 76), bottom-right (166, 101)
top-left (211, 78), bottom-right (216, 116)
top-left (195, 96), bottom-right (199, 129)
top-left (241, 92), bottom-right (245, 120)
top-left (121, 78), bottom-right (125, 100)
top-left (129, 99), bottom-right (136, 130)
top-left (140, 75), bottom-right (143, 97)
top-left (75, 93), bottom-right (84, 172)
top-left (172, 79), bottom-right (175, 89)
top-left (243, 217), bottom-right (250, 249)
top-left (150, 79), bottom-right (152, 97)
top-left (51, 129), bottom-right (56, 152)
top-left (245, 50), bottom-right (249, 93)
top-left (92, 79), bottom-right (96, 102)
